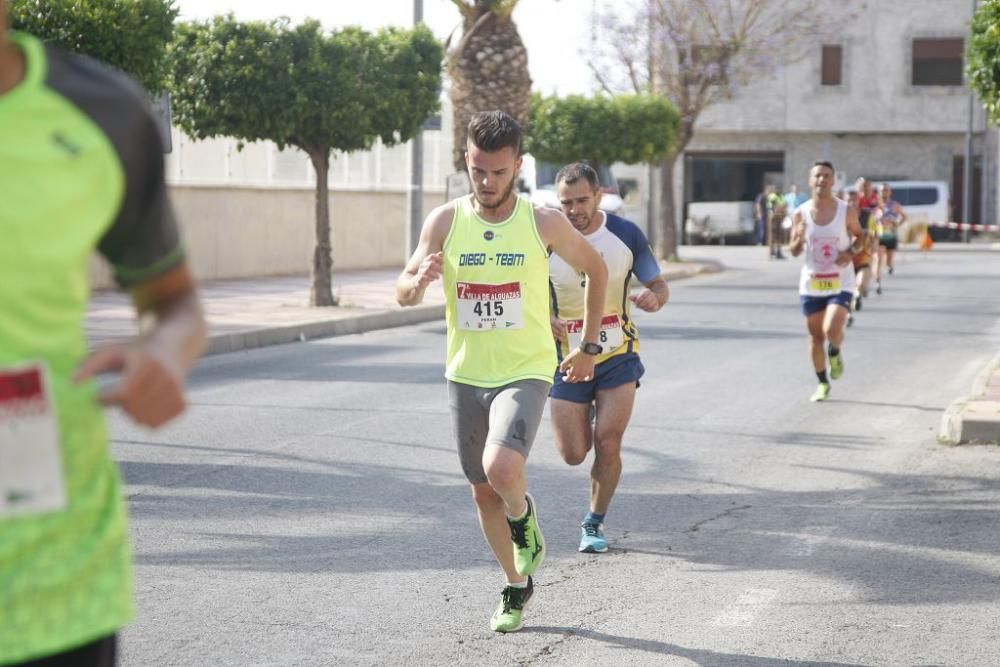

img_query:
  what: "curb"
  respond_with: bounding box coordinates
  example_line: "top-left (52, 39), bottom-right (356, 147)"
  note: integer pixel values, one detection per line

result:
top-left (938, 351), bottom-right (1000, 446)
top-left (204, 304), bottom-right (445, 357)
top-left (201, 260), bottom-right (724, 357)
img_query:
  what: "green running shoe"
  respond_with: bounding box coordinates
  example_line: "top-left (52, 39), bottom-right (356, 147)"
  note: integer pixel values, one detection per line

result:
top-left (810, 382), bottom-right (831, 402)
top-left (508, 493), bottom-right (545, 576)
top-left (490, 577), bottom-right (533, 633)
top-left (829, 352), bottom-right (844, 380)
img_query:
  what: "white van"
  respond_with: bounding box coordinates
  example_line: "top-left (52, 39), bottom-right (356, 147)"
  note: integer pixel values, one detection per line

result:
top-left (883, 181), bottom-right (950, 227)
top-left (848, 180), bottom-right (950, 242)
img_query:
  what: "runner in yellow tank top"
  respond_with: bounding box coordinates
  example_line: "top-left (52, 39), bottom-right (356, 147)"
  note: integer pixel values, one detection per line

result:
top-left (396, 111), bottom-right (607, 633)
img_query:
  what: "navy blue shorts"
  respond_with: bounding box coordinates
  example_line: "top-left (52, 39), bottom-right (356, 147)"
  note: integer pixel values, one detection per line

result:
top-left (800, 291), bottom-right (853, 316)
top-left (550, 352), bottom-right (645, 404)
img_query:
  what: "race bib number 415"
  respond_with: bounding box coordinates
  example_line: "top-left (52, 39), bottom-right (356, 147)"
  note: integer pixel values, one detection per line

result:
top-left (456, 281), bottom-right (525, 331)
top-left (0, 363), bottom-right (67, 518)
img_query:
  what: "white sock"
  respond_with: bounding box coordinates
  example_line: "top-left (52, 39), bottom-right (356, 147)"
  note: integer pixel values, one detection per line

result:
top-left (506, 579), bottom-right (528, 589)
top-left (506, 499), bottom-right (528, 521)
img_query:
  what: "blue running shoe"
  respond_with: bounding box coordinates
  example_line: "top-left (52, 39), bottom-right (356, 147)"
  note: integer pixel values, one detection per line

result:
top-left (579, 522), bottom-right (608, 553)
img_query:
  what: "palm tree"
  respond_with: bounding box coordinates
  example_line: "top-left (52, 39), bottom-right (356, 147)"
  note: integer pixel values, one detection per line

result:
top-left (447, 0), bottom-right (531, 171)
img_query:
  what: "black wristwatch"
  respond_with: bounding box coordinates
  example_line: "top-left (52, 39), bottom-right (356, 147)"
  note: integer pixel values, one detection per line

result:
top-left (579, 342), bottom-right (603, 355)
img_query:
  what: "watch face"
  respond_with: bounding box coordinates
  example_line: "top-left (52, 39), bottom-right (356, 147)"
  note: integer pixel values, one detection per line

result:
top-left (582, 342), bottom-right (603, 355)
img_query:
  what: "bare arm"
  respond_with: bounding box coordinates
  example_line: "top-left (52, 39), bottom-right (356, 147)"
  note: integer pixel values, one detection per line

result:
top-left (396, 204), bottom-right (453, 306)
top-left (74, 263), bottom-right (207, 427)
top-left (789, 210), bottom-right (806, 256)
top-left (630, 276), bottom-right (668, 313)
top-left (536, 207), bottom-right (608, 382)
top-left (836, 205), bottom-right (865, 267)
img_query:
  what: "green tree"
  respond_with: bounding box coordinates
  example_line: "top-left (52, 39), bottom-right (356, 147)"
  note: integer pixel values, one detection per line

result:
top-left (170, 16), bottom-right (442, 306)
top-left (968, 0), bottom-right (1000, 124)
top-left (447, 0), bottom-right (530, 172)
top-left (524, 93), bottom-right (679, 177)
top-left (9, 0), bottom-right (177, 92)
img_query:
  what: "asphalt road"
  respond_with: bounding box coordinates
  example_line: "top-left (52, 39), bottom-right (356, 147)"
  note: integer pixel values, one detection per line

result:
top-left (112, 244), bottom-right (1000, 667)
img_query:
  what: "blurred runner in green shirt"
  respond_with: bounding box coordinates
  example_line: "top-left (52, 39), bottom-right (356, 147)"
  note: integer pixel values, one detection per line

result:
top-left (0, 6), bottom-right (206, 665)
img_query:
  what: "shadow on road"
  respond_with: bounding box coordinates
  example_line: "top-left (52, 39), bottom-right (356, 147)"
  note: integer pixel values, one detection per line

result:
top-left (524, 627), bottom-right (874, 667)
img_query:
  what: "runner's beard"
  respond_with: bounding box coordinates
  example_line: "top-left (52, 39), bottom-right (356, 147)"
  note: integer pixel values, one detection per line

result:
top-left (474, 176), bottom-right (517, 214)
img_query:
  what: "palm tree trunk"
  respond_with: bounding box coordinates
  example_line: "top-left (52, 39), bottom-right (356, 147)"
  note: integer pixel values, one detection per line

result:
top-left (448, 5), bottom-right (531, 172)
top-left (308, 148), bottom-right (337, 307)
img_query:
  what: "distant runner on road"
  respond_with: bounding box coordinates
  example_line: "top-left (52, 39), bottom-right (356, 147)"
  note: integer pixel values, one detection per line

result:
top-left (876, 182), bottom-right (907, 288)
top-left (790, 162), bottom-right (865, 402)
top-left (396, 110), bottom-right (607, 633)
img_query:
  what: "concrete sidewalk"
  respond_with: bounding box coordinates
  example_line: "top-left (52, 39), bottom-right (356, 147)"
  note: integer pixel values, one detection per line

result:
top-left (85, 260), bottom-right (722, 356)
top-left (940, 352), bottom-right (1000, 445)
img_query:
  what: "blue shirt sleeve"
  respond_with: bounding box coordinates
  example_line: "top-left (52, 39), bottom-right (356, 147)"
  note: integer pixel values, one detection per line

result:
top-left (606, 215), bottom-right (661, 283)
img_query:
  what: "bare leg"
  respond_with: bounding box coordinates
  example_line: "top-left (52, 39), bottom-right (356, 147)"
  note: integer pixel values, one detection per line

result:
top-left (824, 304), bottom-right (850, 349)
top-left (482, 444), bottom-right (527, 518)
top-left (590, 382), bottom-right (637, 515)
top-left (806, 311), bottom-right (827, 372)
top-left (550, 398), bottom-right (593, 468)
top-left (471, 482), bottom-right (525, 584)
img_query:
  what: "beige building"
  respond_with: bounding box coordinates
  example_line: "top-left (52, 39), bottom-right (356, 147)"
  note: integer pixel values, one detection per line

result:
top-left (678, 0), bottom-right (995, 238)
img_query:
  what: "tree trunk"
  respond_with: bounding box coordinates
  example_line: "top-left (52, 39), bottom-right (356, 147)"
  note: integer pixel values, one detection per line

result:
top-left (448, 8), bottom-right (531, 172)
top-left (308, 149), bottom-right (337, 307)
top-left (656, 125), bottom-right (693, 261)
top-left (657, 152), bottom-right (679, 261)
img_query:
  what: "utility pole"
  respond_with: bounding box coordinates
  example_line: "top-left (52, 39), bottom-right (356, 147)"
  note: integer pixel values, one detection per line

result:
top-left (963, 0), bottom-right (979, 243)
top-left (407, 0), bottom-right (425, 255)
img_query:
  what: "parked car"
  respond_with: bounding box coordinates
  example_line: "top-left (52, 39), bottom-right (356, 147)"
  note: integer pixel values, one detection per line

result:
top-left (685, 201), bottom-right (756, 244)
top-left (517, 153), bottom-right (624, 214)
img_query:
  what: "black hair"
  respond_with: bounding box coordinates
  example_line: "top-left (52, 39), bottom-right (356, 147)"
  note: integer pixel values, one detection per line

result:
top-left (555, 162), bottom-right (600, 190)
top-left (812, 160), bottom-right (835, 173)
top-left (467, 110), bottom-right (521, 153)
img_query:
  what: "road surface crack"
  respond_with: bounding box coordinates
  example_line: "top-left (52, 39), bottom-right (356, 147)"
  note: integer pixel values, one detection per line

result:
top-left (684, 504), bottom-right (751, 534)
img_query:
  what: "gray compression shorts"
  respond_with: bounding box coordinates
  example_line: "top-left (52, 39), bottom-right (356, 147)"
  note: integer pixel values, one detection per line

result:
top-left (447, 379), bottom-right (550, 484)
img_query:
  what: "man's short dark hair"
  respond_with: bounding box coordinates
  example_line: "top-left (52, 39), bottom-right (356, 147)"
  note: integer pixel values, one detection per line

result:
top-left (467, 110), bottom-right (521, 154)
top-left (555, 162), bottom-right (600, 190)
top-left (812, 160), bottom-right (835, 173)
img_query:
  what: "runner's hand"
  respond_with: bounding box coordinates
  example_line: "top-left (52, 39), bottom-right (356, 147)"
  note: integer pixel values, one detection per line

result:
top-left (74, 343), bottom-right (186, 427)
top-left (414, 252), bottom-right (443, 289)
top-left (834, 250), bottom-right (853, 267)
top-left (559, 349), bottom-right (596, 383)
top-left (550, 316), bottom-right (567, 342)
top-left (630, 289), bottom-right (662, 312)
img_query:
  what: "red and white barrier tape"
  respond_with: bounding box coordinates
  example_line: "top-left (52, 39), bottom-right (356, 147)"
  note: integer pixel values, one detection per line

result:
top-left (926, 221), bottom-right (998, 231)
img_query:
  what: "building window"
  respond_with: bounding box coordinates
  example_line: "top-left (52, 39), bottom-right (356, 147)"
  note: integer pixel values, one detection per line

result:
top-left (821, 45), bottom-right (842, 86)
top-left (912, 38), bottom-right (964, 86)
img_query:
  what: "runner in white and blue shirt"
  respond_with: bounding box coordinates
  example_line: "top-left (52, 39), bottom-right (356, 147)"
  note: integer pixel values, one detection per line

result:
top-left (548, 162), bottom-right (668, 554)
top-left (789, 161), bottom-right (865, 403)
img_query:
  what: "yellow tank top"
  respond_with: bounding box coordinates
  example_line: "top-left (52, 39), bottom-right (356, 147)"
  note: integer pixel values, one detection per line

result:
top-left (443, 195), bottom-right (556, 387)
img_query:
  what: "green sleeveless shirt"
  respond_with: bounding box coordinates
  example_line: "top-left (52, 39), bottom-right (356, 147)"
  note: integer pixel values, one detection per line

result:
top-left (443, 195), bottom-right (556, 388)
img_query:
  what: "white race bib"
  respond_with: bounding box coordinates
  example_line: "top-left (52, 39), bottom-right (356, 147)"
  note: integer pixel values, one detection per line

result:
top-left (0, 363), bottom-right (67, 518)
top-left (456, 281), bottom-right (525, 331)
top-left (565, 314), bottom-right (625, 352)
